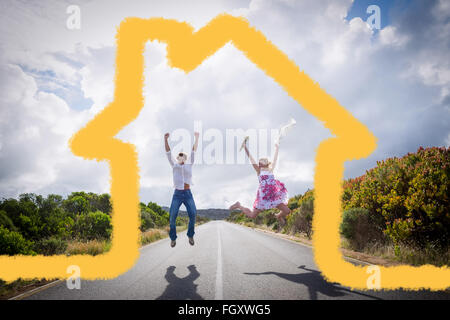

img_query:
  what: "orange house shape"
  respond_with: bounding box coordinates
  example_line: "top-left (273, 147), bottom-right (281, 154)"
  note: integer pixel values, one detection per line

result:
top-left (1, 14), bottom-right (448, 290)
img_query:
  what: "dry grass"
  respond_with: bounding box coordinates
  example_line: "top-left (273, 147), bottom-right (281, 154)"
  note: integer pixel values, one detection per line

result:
top-left (243, 221), bottom-right (257, 228)
top-left (140, 229), bottom-right (166, 246)
top-left (140, 226), bottom-right (187, 245)
top-left (339, 237), bottom-right (450, 267)
top-left (0, 278), bottom-right (58, 300)
top-left (363, 243), bottom-right (449, 267)
top-left (65, 225), bottom-right (191, 254)
top-left (66, 240), bottom-right (111, 256)
top-left (234, 221), bottom-right (449, 267)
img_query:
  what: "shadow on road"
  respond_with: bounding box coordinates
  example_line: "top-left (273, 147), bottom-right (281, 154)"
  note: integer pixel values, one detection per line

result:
top-left (245, 265), bottom-right (382, 300)
top-left (156, 265), bottom-right (203, 300)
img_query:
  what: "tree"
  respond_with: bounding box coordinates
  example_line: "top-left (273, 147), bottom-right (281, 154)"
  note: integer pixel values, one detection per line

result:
top-left (0, 226), bottom-right (35, 255)
top-left (73, 211), bottom-right (112, 240)
top-left (95, 193), bottom-right (112, 215)
top-left (147, 202), bottom-right (167, 216)
top-left (63, 195), bottom-right (89, 216)
top-left (0, 210), bottom-right (16, 231)
top-left (140, 204), bottom-right (155, 231)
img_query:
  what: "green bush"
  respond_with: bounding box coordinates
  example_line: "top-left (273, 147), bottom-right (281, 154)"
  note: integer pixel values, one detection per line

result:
top-left (0, 210), bottom-right (16, 231)
top-left (340, 208), bottom-right (385, 250)
top-left (140, 229), bottom-right (164, 246)
top-left (140, 207), bottom-right (155, 231)
top-left (227, 211), bottom-right (251, 224)
top-left (283, 190), bottom-right (314, 238)
top-left (343, 146), bottom-right (449, 248)
top-left (63, 195), bottom-right (89, 216)
top-left (0, 226), bottom-right (35, 255)
top-left (73, 211), bottom-right (112, 240)
top-left (147, 202), bottom-right (167, 216)
top-left (33, 237), bottom-right (68, 256)
top-left (290, 197), bottom-right (314, 238)
top-left (154, 210), bottom-right (170, 227)
top-left (261, 210), bottom-right (278, 226)
top-left (287, 195), bottom-right (302, 210)
top-left (272, 220), bottom-right (280, 230)
top-left (0, 192), bottom-right (169, 260)
top-left (176, 216), bottom-right (188, 226)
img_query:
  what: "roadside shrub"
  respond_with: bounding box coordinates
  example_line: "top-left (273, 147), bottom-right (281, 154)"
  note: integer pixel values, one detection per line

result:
top-left (287, 195), bottom-right (301, 210)
top-left (196, 216), bottom-right (210, 225)
top-left (73, 211), bottom-right (112, 240)
top-left (343, 146), bottom-right (449, 249)
top-left (176, 216), bottom-right (188, 226)
top-left (140, 207), bottom-right (155, 231)
top-left (283, 190), bottom-right (315, 238)
top-left (272, 220), bottom-right (280, 230)
top-left (66, 240), bottom-right (109, 256)
top-left (0, 210), bottom-right (16, 231)
top-left (253, 210), bottom-right (276, 226)
top-left (0, 226), bottom-right (35, 255)
top-left (151, 209), bottom-right (169, 228)
top-left (33, 237), bottom-right (68, 256)
top-left (293, 197), bottom-right (314, 238)
top-left (63, 195), bottom-right (89, 216)
top-left (262, 210), bottom-right (278, 226)
top-left (340, 208), bottom-right (385, 250)
top-left (140, 229), bottom-right (165, 245)
top-left (147, 202), bottom-right (168, 216)
top-left (227, 211), bottom-right (251, 224)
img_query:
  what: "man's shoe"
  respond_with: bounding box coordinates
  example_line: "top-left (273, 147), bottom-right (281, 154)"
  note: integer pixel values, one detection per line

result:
top-left (170, 240), bottom-right (176, 248)
top-left (188, 237), bottom-right (195, 246)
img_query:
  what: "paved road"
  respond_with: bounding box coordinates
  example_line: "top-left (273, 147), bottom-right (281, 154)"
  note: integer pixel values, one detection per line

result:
top-left (25, 221), bottom-right (449, 300)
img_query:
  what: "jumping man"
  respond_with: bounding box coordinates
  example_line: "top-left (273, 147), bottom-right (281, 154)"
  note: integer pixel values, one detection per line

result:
top-left (164, 131), bottom-right (199, 248)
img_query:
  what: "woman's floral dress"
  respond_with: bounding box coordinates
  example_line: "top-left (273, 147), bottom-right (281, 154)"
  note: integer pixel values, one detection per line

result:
top-left (253, 170), bottom-right (288, 210)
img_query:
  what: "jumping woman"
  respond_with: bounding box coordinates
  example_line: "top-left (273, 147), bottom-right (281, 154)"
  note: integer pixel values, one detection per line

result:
top-left (229, 137), bottom-right (291, 225)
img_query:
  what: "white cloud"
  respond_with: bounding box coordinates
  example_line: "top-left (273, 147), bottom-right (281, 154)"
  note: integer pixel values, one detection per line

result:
top-left (0, 63), bottom-right (109, 198)
top-left (79, 46), bottom-right (116, 114)
top-left (379, 26), bottom-right (409, 47)
top-left (445, 133), bottom-right (450, 147)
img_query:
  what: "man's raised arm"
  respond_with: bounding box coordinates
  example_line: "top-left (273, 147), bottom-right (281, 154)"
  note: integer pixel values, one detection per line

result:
top-left (191, 131), bottom-right (199, 164)
top-left (165, 133), bottom-right (174, 167)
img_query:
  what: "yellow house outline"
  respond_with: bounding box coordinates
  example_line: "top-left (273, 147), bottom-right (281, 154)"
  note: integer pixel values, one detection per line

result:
top-left (1, 14), bottom-right (448, 290)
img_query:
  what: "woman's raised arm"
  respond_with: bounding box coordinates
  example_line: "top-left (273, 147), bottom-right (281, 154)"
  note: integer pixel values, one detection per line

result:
top-left (244, 144), bottom-right (260, 174)
top-left (271, 143), bottom-right (279, 171)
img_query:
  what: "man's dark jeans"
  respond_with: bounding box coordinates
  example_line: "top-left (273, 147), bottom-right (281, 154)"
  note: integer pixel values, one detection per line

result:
top-left (169, 189), bottom-right (197, 241)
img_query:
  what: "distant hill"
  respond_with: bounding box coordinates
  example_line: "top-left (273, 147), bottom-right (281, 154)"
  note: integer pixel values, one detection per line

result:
top-left (161, 206), bottom-right (230, 220)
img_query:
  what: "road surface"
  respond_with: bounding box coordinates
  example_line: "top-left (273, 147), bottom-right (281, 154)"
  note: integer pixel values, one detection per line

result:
top-left (25, 221), bottom-right (449, 300)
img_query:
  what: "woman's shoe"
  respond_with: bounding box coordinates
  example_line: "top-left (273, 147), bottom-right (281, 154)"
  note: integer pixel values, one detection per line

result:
top-left (170, 240), bottom-right (176, 248)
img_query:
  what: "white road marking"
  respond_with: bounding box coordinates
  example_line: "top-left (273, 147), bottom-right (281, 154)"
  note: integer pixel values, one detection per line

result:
top-left (215, 223), bottom-right (223, 300)
top-left (8, 280), bottom-right (63, 300)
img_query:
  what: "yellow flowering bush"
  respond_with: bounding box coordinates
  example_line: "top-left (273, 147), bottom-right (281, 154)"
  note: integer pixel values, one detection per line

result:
top-left (343, 146), bottom-right (449, 248)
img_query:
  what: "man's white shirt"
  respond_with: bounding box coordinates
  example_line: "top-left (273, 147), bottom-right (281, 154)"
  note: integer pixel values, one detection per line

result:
top-left (166, 150), bottom-right (195, 190)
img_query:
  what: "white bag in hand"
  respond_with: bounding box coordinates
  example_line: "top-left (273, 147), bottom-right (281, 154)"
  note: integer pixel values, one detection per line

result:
top-left (277, 118), bottom-right (296, 143)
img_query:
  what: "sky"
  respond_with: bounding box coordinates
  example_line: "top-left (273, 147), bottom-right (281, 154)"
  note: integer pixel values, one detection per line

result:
top-left (0, 0), bottom-right (449, 209)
